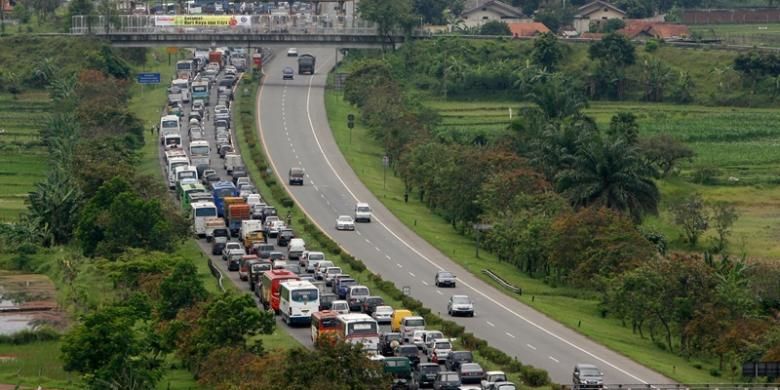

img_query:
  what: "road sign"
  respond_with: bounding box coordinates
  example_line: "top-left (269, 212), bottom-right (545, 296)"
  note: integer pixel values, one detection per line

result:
top-left (382, 155), bottom-right (389, 168)
top-left (347, 113), bottom-right (355, 121)
top-left (136, 72), bottom-right (161, 85)
top-left (166, 47), bottom-right (178, 54)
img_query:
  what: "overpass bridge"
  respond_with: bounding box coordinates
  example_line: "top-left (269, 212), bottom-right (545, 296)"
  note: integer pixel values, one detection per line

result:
top-left (70, 15), bottom-right (419, 48)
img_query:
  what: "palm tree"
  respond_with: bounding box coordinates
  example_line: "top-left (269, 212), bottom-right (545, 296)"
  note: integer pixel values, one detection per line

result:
top-left (26, 168), bottom-right (83, 246)
top-left (526, 73), bottom-right (587, 120)
top-left (555, 137), bottom-right (659, 222)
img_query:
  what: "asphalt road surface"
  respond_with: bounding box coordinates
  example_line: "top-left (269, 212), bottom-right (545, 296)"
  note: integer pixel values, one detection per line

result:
top-left (255, 49), bottom-right (673, 385)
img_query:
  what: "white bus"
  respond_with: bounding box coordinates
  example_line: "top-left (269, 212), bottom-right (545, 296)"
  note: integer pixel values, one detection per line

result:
top-left (336, 313), bottom-right (379, 353)
top-left (279, 280), bottom-right (320, 326)
top-left (189, 140), bottom-right (210, 167)
top-left (191, 201), bottom-right (217, 237)
top-left (175, 165), bottom-right (198, 186)
top-left (167, 156), bottom-right (190, 189)
top-left (176, 59), bottom-right (195, 80)
top-left (160, 115), bottom-right (181, 143)
top-left (163, 132), bottom-right (182, 150)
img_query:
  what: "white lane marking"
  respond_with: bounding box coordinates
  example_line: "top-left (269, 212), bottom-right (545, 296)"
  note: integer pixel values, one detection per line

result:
top-left (356, 230), bottom-right (361, 236)
top-left (300, 69), bottom-right (650, 383)
top-left (364, 238), bottom-right (371, 244)
top-left (486, 321), bottom-right (495, 327)
top-left (422, 281), bottom-right (429, 286)
top-left (385, 255), bottom-right (391, 260)
top-left (374, 246), bottom-right (381, 252)
top-left (408, 272), bottom-right (415, 278)
top-left (527, 344), bottom-right (537, 350)
top-left (549, 356), bottom-right (560, 363)
top-left (396, 263), bottom-right (402, 268)
top-left (312, 185), bottom-right (319, 191)
top-left (505, 332), bottom-right (516, 339)
top-left (259, 56), bottom-right (648, 384)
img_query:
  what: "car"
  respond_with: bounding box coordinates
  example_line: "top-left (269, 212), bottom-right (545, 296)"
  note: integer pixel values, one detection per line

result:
top-left (355, 202), bottom-right (372, 222)
top-left (434, 271), bottom-right (456, 288)
top-left (395, 344), bottom-right (420, 368)
top-left (222, 243), bottom-right (244, 261)
top-left (447, 294), bottom-right (474, 317)
top-left (201, 170), bottom-right (219, 186)
top-left (459, 362), bottom-right (484, 384)
top-left (346, 285), bottom-right (370, 311)
top-left (288, 167), bottom-right (304, 185)
top-left (330, 300), bottom-right (349, 315)
top-left (361, 296), bottom-right (385, 315)
top-left (433, 371), bottom-right (461, 390)
top-left (323, 267), bottom-right (342, 285)
top-left (573, 363), bottom-right (604, 389)
top-left (489, 382), bottom-right (518, 390)
top-left (335, 278), bottom-right (357, 299)
top-left (416, 362), bottom-right (440, 388)
top-left (314, 261), bottom-right (334, 279)
top-left (421, 330), bottom-right (444, 354)
top-left (277, 229), bottom-right (295, 247)
top-left (336, 215), bottom-right (355, 231)
top-left (481, 371), bottom-right (508, 390)
top-left (255, 243), bottom-right (275, 259)
top-left (227, 256), bottom-right (241, 272)
top-left (231, 166), bottom-right (248, 183)
top-left (411, 330), bottom-right (429, 350)
top-left (444, 351), bottom-right (473, 372)
top-left (300, 250), bottom-right (324, 268)
top-left (283, 66), bottom-right (295, 80)
top-left (427, 338), bottom-right (453, 364)
top-left (380, 332), bottom-right (404, 357)
top-left (372, 305), bottom-right (394, 324)
top-left (281, 263), bottom-right (303, 275)
top-left (319, 292), bottom-right (338, 311)
top-left (268, 251), bottom-right (286, 261)
top-left (287, 47), bottom-right (298, 56)
top-left (218, 144), bottom-right (234, 158)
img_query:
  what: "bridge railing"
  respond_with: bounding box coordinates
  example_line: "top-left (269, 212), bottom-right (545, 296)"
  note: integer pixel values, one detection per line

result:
top-left (70, 15), bottom-right (381, 35)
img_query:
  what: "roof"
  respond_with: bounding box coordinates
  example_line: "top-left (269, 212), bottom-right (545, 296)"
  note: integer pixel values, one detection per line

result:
top-left (508, 21), bottom-right (550, 37)
top-left (575, 0), bottom-right (626, 17)
top-left (462, 0), bottom-right (524, 18)
top-left (619, 21), bottom-right (690, 39)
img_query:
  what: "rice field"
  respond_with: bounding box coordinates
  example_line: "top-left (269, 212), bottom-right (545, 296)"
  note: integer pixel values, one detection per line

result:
top-left (0, 92), bottom-right (50, 221)
top-left (428, 99), bottom-right (780, 259)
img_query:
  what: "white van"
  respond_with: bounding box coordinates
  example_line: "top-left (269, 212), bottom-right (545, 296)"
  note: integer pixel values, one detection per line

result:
top-left (400, 316), bottom-right (426, 343)
top-left (224, 153), bottom-right (244, 174)
top-left (163, 132), bottom-right (182, 150)
top-left (288, 238), bottom-right (305, 260)
top-left (355, 202), bottom-right (372, 223)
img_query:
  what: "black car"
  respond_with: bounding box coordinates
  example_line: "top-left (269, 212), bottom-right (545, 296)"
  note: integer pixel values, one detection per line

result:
top-left (268, 251), bottom-right (285, 261)
top-left (380, 332), bottom-right (404, 357)
top-left (416, 363), bottom-right (439, 388)
top-left (319, 293), bottom-right (338, 311)
top-left (227, 257), bottom-right (240, 272)
top-left (261, 206), bottom-right (277, 223)
top-left (249, 261), bottom-right (271, 291)
top-left (434, 271), bottom-right (456, 287)
top-left (444, 351), bottom-right (473, 372)
top-left (277, 229), bottom-right (295, 247)
top-left (433, 371), bottom-right (461, 390)
top-left (361, 296), bottom-right (385, 315)
top-left (395, 345), bottom-right (420, 368)
top-left (211, 241), bottom-right (226, 255)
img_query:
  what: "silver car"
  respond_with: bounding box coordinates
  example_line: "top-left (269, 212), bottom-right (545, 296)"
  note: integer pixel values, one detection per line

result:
top-left (336, 215), bottom-right (355, 231)
top-left (447, 294), bottom-right (474, 317)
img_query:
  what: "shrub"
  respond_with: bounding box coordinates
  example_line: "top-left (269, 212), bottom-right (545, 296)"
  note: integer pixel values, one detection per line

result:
top-left (521, 365), bottom-right (551, 386)
top-left (691, 166), bottom-right (721, 185)
top-left (0, 327), bottom-right (60, 344)
top-left (709, 368), bottom-right (721, 377)
top-left (504, 358), bottom-right (524, 373)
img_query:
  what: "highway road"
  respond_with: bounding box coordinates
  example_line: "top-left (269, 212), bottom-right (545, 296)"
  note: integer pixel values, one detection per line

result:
top-left (255, 49), bottom-right (673, 385)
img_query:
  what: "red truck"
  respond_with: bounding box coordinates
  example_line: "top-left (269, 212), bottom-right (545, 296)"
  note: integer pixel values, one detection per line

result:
top-left (260, 270), bottom-right (299, 313)
top-left (209, 51), bottom-right (223, 69)
top-left (227, 202), bottom-right (250, 237)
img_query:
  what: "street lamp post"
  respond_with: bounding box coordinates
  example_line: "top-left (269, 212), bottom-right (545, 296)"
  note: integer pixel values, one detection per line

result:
top-left (382, 155), bottom-right (389, 190)
top-left (473, 223), bottom-right (492, 259)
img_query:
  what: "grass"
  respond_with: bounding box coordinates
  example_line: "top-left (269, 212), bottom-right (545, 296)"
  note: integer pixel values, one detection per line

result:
top-left (325, 90), bottom-right (730, 384)
top-left (691, 23), bottom-right (780, 46)
top-left (0, 91), bottom-right (50, 221)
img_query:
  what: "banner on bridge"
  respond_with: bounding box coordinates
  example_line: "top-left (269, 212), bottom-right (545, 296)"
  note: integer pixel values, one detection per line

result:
top-left (154, 15), bottom-right (252, 27)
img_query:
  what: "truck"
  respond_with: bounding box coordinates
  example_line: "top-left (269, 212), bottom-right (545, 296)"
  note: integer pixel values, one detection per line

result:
top-left (190, 80), bottom-right (209, 105)
top-left (211, 181), bottom-right (238, 217)
top-left (298, 54), bottom-right (315, 75)
top-left (189, 139), bottom-right (210, 168)
top-left (205, 217), bottom-right (227, 242)
top-left (208, 50), bottom-right (223, 69)
top-left (241, 219), bottom-right (264, 241)
top-left (226, 201), bottom-right (250, 237)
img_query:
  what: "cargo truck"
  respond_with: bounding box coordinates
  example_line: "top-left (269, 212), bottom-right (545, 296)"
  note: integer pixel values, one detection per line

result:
top-left (227, 202), bottom-right (250, 237)
top-left (298, 54), bottom-right (315, 75)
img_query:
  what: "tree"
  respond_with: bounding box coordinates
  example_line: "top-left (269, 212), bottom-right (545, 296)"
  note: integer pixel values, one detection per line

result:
top-left (413, 0), bottom-right (450, 24)
top-left (12, 3), bottom-right (31, 24)
top-left (670, 193), bottom-right (708, 246)
top-left (709, 201), bottom-right (738, 252)
top-left (65, 0), bottom-right (94, 33)
top-left (158, 260), bottom-right (208, 320)
top-left (282, 339), bottom-right (391, 389)
top-left (638, 134), bottom-right (694, 177)
top-left (641, 58), bottom-right (673, 102)
top-left (671, 71), bottom-right (695, 103)
top-left (589, 33), bottom-right (636, 99)
top-left (26, 168), bottom-right (83, 246)
top-left (194, 293), bottom-right (275, 357)
top-left (479, 20), bottom-right (511, 36)
top-left (555, 137), bottom-right (660, 222)
top-left (61, 305), bottom-right (164, 389)
top-left (531, 32), bottom-right (563, 71)
top-left (358, 0), bottom-right (415, 50)
top-left (525, 73), bottom-right (587, 120)
top-left (607, 112), bottom-right (639, 144)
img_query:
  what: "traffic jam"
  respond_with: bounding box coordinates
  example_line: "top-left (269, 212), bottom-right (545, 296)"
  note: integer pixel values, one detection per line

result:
top-left (159, 47), bottom-right (519, 390)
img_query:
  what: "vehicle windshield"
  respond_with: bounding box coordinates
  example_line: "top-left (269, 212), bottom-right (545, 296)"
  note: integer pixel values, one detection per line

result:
top-left (351, 288), bottom-right (369, 296)
top-left (404, 318), bottom-right (424, 327)
top-left (357, 206), bottom-right (370, 212)
top-left (452, 296), bottom-right (471, 304)
top-left (162, 120), bottom-right (178, 128)
top-left (327, 268), bottom-right (341, 274)
top-left (195, 208), bottom-right (216, 217)
top-left (491, 374), bottom-right (508, 381)
top-left (319, 317), bottom-right (339, 328)
top-left (251, 264), bottom-right (270, 272)
top-left (215, 187), bottom-right (235, 197)
top-left (497, 385), bottom-right (517, 390)
top-left (340, 280), bottom-right (356, 288)
top-left (338, 216), bottom-right (352, 222)
top-left (191, 146), bottom-right (209, 155)
top-left (435, 342), bottom-right (451, 349)
top-left (347, 322), bottom-right (377, 335)
top-left (178, 172), bottom-right (196, 180)
top-left (308, 253), bottom-right (324, 261)
top-left (461, 363), bottom-right (480, 371)
top-left (420, 365), bottom-right (439, 373)
top-left (398, 346), bottom-right (417, 354)
top-left (438, 272), bottom-right (453, 278)
top-left (165, 137), bottom-right (181, 145)
top-left (259, 245), bottom-right (274, 251)
top-left (580, 367), bottom-right (602, 376)
top-left (440, 374), bottom-right (459, 382)
top-left (291, 288), bottom-right (318, 302)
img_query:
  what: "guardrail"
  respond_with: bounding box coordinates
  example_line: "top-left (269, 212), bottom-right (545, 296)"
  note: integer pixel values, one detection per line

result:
top-left (206, 256), bottom-right (226, 292)
top-left (482, 268), bottom-right (522, 294)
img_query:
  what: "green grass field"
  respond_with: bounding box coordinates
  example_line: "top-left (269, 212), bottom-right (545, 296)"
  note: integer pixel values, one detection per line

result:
top-left (326, 90), bottom-right (735, 384)
top-left (691, 23), bottom-right (780, 46)
top-left (0, 91), bottom-right (50, 221)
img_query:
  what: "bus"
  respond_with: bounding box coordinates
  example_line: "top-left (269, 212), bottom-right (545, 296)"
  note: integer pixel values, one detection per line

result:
top-left (176, 60), bottom-right (195, 80)
top-left (160, 115), bottom-right (181, 142)
top-left (311, 311), bottom-right (340, 344)
top-left (187, 192), bottom-right (213, 210)
top-left (167, 156), bottom-right (190, 189)
top-left (163, 132), bottom-right (182, 150)
top-left (179, 182), bottom-right (207, 208)
top-left (190, 201), bottom-right (217, 237)
top-left (211, 181), bottom-right (238, 217)
top-left (336, 314), bottom-right (379, 353)
top-left (189, 140), bottom-right (210, 168)
top-left (279, 280), bottom-right (319, 326)
top-left (260, 270), bottom-right (299, 313)
top-left (191, 80), bottom-right (209, 104)
top-left (174, 165), bottom-right (198, 186)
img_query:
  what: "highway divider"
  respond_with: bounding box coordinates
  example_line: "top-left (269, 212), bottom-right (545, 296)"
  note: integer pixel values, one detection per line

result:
top-left (237, 72), bottom-right (551, 388)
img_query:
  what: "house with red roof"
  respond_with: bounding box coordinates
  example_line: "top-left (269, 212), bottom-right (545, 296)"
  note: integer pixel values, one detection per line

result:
top-left (508, 21), bottom-right (550, 37)
top-left (618, 20), bottom-right (690, 41)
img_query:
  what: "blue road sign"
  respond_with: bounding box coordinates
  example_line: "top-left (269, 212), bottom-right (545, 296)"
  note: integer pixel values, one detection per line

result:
top-left (136, 72), bottom-right (161, 84)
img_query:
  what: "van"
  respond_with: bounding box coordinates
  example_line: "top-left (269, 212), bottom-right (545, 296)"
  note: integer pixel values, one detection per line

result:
top-left (288, 167), bottom-right (305, 185)
top-left (400, 316), bottom-right (426, 343)
top-left (288, 238), bottom-right (305, 260)
top-left (355, 202), bottom-right (372, 222)
top-left (391, 309), bottom-right (413, 332)
top-left (224, 153), bottom-right (243, 174)
top-left (346, 285), bottom-right (370, 311)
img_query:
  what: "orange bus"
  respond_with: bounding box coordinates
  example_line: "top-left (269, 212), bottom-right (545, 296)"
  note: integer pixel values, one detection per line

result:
top-left (311, 310), bottom-right (341, 344)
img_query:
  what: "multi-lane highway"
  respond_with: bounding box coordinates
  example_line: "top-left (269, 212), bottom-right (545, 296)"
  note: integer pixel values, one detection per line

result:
top-left (255, 49), bottom-right (672, 385)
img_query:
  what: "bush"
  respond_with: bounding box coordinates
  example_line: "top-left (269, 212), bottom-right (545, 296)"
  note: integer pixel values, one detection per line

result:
top-left (504, 358), bottom-right (524, 373)
top-left (709, 368), bottom-right (721, 377)
top-left (521, 365), bottom-right (551, 386)
top-left (0, 327), bottom-right (60, 344)
top-left (691, 166), bottom-right (721, 185)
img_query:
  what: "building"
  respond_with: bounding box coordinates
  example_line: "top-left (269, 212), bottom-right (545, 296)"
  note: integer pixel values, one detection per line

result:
top-left (573, 0), bottom-right (626, 34)
top-left (619, 20), bottom-right (690, 41)
top-left (460, 0), bottom-right (527, 28)
top-left (508, 21), bottom-right (550, 37)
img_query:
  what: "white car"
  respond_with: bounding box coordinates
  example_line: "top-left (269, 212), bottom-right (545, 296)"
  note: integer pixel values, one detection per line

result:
top-left (336, 215), bottom-right (355, 231)
top-left (448, 294), bottom-right (474, 317)
top-left (372, 305), bottom-right (393, 324)
top-left (287, 47), bottom-right (298, 56)
top-left (427, 338), bottom-right (453, 364)
top-left (330, 300), bottom-right (349, 315)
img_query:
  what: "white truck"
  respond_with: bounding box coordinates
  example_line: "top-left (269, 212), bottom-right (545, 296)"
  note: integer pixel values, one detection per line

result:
top-left (167, 156), bottom-right (190, 188)
top-left (224, 153), bottom-right (244, 174)
top-left (240, 219), bottom-right (264, 242)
